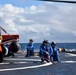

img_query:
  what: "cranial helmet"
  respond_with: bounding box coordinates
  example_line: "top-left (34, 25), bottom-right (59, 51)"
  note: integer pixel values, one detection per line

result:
top-left (29, 39), bottom-right (33, 42)
top-left (51, 41), bottom-right (56, 46)
top-left (43, 40), bottom-right (48, 44)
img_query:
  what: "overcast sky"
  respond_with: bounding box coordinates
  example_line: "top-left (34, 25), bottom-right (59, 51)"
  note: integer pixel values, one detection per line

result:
top-left (0, 0), bottom-right (76, 43)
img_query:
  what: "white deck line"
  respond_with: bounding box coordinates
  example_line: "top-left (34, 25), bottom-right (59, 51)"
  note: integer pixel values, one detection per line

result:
top-left (61, 61), bottom-right (76, 63)
top-left (0, 62), bottom-right (52, 72)
top-left (0, 63), bottom-right (9, 65)
top-left (4, 58), bottom-right (41, 61)
top-left (65, 53), bottom-right (76, 57)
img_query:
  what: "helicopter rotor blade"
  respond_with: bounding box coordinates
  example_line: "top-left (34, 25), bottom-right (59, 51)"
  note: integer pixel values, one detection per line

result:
top-left (38, 0), bottom-right (76, 4)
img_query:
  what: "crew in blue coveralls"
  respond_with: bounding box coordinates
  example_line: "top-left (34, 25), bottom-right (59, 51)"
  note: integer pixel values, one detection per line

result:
top-left (25, 39), bottom-right (34, 57)
top-left (51, 42), bottom-right (60, 62)
top-left (46, 44), bottom-right (54, 63)
top-left (39, 40), bottom-right (50, 63)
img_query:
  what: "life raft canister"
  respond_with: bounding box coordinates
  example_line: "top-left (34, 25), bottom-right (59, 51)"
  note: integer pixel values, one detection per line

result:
top-left (9, 41), bottom-right (20, 53)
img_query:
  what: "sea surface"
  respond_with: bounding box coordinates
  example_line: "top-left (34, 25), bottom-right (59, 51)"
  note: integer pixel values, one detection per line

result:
top-left (19, 43), bottom-right (76, 52)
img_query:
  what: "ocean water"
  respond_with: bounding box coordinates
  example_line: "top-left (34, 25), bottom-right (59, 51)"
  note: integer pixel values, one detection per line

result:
top-left (19, 43), bottom-right (76, 52)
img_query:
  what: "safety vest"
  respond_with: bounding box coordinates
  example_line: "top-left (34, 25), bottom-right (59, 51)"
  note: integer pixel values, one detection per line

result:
top-left (0, 46), bottom-right (2, 52)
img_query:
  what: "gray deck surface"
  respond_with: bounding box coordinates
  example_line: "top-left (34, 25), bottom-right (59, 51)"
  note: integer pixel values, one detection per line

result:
top-left (0, 53), bottom-right (76, 75)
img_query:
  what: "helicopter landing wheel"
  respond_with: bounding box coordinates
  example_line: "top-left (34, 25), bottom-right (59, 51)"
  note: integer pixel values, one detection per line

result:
top-left (0, 52), bottom-right (3, 63)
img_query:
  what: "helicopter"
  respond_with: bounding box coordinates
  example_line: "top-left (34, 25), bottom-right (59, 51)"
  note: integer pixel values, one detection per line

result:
top-left (0, 26), bottom-right (20, 63)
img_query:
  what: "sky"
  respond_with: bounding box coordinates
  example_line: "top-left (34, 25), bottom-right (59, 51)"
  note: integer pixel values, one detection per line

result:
top-left (0, 0), bottom-right (76, 43)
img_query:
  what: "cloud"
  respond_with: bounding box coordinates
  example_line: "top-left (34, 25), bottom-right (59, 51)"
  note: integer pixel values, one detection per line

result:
top-left (0, 3), bottom-right (76, 43)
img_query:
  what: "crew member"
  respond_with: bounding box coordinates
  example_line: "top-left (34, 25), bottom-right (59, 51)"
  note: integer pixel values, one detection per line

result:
top-left (25, 39), bottom-right (34, 57)
top-left (46, 43), bottom-right (54, 63)
top-left (51, 42), bottom-right (60, 62)
top-left (39, 40), bottom-right (50, 63)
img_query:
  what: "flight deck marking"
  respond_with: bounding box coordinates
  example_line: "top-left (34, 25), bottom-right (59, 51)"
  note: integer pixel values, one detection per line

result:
top-left (65, 53), bottom-right (76, 57)
top-left (0, 63), bottom-right (9, 65)
top-left (5, 58), bottom-right (41, 61)
top-left (0, 58), bottom-right (41, 65)
top-left (0, 62), bottom-right (52, 72)
top-left (61, 61), bottom-right (76, 63)
top-left (1, 53), bottom-right (76, 72)
top-left (0, 62), bottom-right (32, 65)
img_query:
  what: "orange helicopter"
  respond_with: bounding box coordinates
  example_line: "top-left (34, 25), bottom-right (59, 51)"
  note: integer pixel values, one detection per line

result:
top-left (0, 26), bottom-right (20, 63)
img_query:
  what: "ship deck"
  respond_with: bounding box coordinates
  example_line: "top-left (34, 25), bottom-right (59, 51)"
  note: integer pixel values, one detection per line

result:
top-left (0, 52), bottom-right (76, 75)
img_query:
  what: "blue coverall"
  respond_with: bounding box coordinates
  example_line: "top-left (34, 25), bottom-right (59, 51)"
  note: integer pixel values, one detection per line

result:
top-left (26, 43), bottom-right (34, 57)
top-left (51, 46), bottom-right (60, 62)
top-left (46, 44), bottom-right (53, 61)
top-left (40, 44), bottom-right (49, 62)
